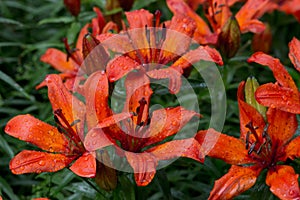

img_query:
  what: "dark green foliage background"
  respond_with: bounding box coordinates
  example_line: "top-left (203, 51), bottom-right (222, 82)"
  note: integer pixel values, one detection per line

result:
top-left (0, 0), bottom-right (300, 199)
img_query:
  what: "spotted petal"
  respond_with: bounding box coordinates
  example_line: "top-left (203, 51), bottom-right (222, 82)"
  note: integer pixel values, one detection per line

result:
top-left (196, 129), bottom-right (255, 165)
top-left (40, 48), bottom-right (77, 73)
top-left (70, 152), bottom-right (96, 178)
top-left (266, 165), bottom-right (300, 200)
top-left (255, 83), bottom-right (300, 114)
top-left (209, 165), bottom-right (259, 200)
top-left (144, 106), bottom-right (200, 147)
top-left (84, 71), bottom-right (111, 129)
top-left (248, 52), bottom-right (298, 92)
top-left (289, 37), bottom-right (300, 72)
top-left (166, 0), bottom-right (214, 44)
top-left (125, 151), bottom-right (157, 186)
top-left (5, 114), bottom-right (69, 153)
top-left (238, 82), bottom-right (266, 142)
top-left (266, 108), bottom-right (297, 147)
top-left (147, 138), bottom-right (204, 162)
top-left (10, 150), bottom-right (74, 174)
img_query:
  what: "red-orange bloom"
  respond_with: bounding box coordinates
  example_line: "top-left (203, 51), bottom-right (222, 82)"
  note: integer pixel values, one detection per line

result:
top-left (5, 75), bottom-right (96, 178)
top-left (104, 9), bottom-right (223, 94)
top-left (167, 0), bottom-right (277, 44)
top-left (83, 70), bottom-right (204, 186)
top-left (248, 37), bottom-right (300, 113)
top-left (38, 7), bottom-right (116, 90)
top-left (196, 82), bottom-right (300, 199)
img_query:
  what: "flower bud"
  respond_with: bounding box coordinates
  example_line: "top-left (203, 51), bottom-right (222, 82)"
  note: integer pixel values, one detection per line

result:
top-left (64, 0), bottom-right (81, 17)
top-left (217, 16), bottom-right (241, 59)
top-left (95, 151), bottom-right (117, 191)
top-left (252, 23), bottom-right (272, 53)
top-left (82, 33), bottom-right (109, 74)
top-left (245, 76), bottom-right (266, 119)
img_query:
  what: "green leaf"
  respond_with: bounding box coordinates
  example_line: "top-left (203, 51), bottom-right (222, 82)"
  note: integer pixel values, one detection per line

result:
top-left (67, 22), bottom-right (82, 45)
top-left (0, 176), bottom-right (19, 200)
top-left (0, 17), bottom-right (24, 27)
top-left (0, 71), bottom-right (35, 101)
top-left (113, 175), bottom-right (135, 200)
top-left (0, 134), bottom-right (14, 158)
top-left (38, 16), bottom-right (74, 25)
top-left (132, 0), bottom-right (158, 10)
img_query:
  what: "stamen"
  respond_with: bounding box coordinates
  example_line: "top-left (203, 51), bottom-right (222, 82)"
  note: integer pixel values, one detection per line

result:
top-left (136, 97), bottom-right (147, 125)
top-left (154, 10), bottom-right (161, 27)
top-left (54, 109), bottom-right (82, 147)
top-left (63, 38), bottom-right (81, 65)
top-left (248, 142), bottom-right (256, 155)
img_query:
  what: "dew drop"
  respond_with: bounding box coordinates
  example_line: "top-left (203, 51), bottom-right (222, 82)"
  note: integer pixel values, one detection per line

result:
top-left (270, 104), bottom-right (276, 108)
top-left (92, 141), bottom-right (96, 145)
top-left (5, 125), bottom-right (10, 131)
top-left (289, 190), bottom-right (295, 196)
top-left (38, 160), bottom-right (45, 166)
top-left (20, 166), bottom-right (25, 170)
top-left (282, 95), bottom-right (287, 101)
top-left (49, 131), bottom-right (54, 136)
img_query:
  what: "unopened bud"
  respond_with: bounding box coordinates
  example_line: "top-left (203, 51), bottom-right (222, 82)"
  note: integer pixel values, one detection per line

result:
top-left (95, 151), bottom-right (117, 191)
top-left (252, 23), bottom-right (272, 53)
top-left (82, 33), bottom-right (109, 74)
top-left (217, 16), bottom-right (241, 59)
top-left (245, 77), bottom-right (266, 119)
top-left (64, 0), bottom-right (81, 16)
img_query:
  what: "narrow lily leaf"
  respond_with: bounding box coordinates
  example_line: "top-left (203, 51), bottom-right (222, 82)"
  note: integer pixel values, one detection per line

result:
top-left (0, 176), bottom-right (19, 200)
top-left (0, 17), bottom-right (24, 27)
top-left (0, 70), bottom-right (34, 101)
top-left (38, 16), bottom-right (74, 25)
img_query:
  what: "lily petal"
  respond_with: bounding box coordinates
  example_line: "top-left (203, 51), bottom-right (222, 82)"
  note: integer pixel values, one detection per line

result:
top-left (84, 127), bottom-right (115, 152)
top-left (106, 56), bottom-right (140, 82)
top-left (159, 14), bottom-right (196, 64)
top-left (266, 108), bottom-right (297, 147)
top-left (147, 138), bottom-right (204, 162)
top-left (288, 37), bottom-right (300, 72)
top-left (125, 9), bottom-right (153, 29)
top-left (172, 45), bottom-right (224, 70)
top-left (5, 114), bottom-right (69, 153)
top-left (238, 82), bottom-right (265, 142)
top-left (10, 150), bottom-right (74, 174)
top-left (144, 106), bottom-right (200, 146)
top-left (209, 165), bottom-right (259, 200)
top-left (285, 135), bottom-right (300, 160)
top-left (46, 74), bottom-right (85, 138)
top-left (84, 71), bottom-right (111, 129)
top-left (166, 0), bottom-right (214, 44)
top-left (239, 19), bottom-right (265, 34)
top-left (255, 83), bottom-right (300, 114)
top-left (70, 152), bottom-right (96, 178)
top-left (196, 129), bottom-right (255, 165)
top-left (248, 52), bottom-right (298, 92)
top-left (125, 151), bottom-right (157, 186)
top-left (40, 48), bottom-right (77, 73)
top-left (76, 24), bottom-right (89, 55)
top-left (147, 68), bottom-right (182, 94)
top-left (123, 71), bottom-right (153, 125)
top-left (266, 165), bottom-right (300, 200)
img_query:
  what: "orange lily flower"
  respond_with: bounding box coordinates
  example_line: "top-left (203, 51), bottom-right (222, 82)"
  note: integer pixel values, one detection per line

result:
top-left (196, 82), bottom-right (300, 199)
top-left (248, 37), bottom-right (300, 114)
top-left (104, 9), bottom-right (223, 94)
top-left (83, 70), bottom-right (204, 186)
top-left (5, 74), bottom-right (96, 178)
top-left (167, 0), bottom-right (277, 44)
top-left (37, 7), bottom-right (117, 90)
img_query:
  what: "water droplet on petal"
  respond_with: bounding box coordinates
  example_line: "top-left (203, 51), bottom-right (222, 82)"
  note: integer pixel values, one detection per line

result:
top-left (38, 160), bottom-right (45, 166)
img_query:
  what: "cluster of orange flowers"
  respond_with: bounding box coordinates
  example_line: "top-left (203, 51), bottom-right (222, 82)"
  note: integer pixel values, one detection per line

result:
top-left (4, 0), bottom-right (300, 199)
